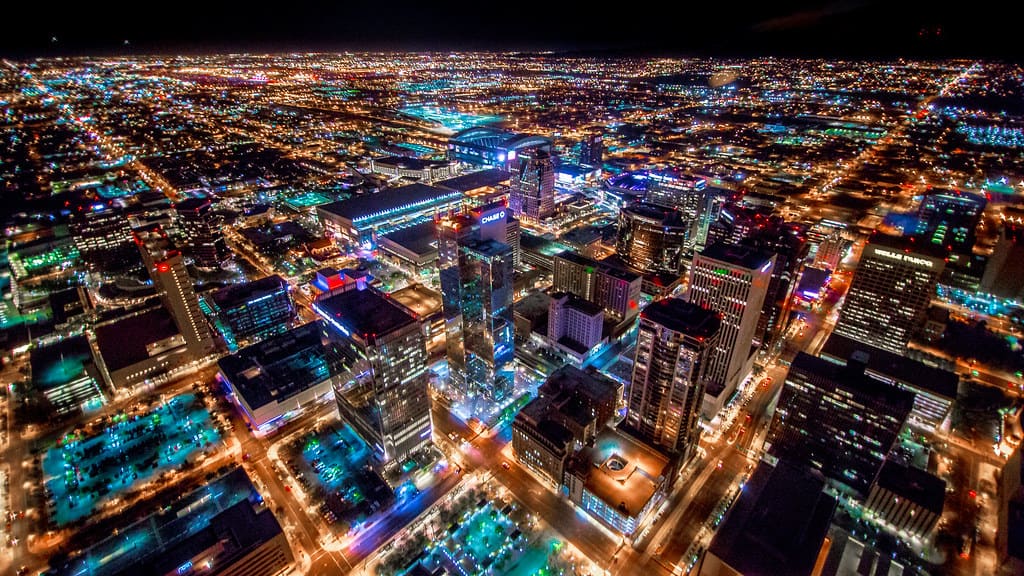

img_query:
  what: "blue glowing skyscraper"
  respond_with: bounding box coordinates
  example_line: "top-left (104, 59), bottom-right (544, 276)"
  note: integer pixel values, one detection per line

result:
top-left (439, 213), bottom-right (515, 407)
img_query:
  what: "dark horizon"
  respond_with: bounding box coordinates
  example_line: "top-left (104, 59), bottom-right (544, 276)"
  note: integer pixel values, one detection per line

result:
top-left (2, 1), bottom-right (1020, 61)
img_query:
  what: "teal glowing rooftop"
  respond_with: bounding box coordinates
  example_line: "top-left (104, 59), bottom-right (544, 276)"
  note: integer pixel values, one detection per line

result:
top-left (399, 105), bottom-right (502, 134)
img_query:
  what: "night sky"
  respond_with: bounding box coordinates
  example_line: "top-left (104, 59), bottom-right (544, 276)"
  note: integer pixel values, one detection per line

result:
top-left (1, 1), bottom-right (1019, 59)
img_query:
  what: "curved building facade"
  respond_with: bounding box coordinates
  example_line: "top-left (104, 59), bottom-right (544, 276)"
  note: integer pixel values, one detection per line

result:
top-left (616, 203), bottom-right (692, 274)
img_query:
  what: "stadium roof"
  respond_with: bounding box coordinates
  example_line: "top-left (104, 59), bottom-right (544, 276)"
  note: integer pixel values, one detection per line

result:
top-left (318, 183), bottom-right (461, 224)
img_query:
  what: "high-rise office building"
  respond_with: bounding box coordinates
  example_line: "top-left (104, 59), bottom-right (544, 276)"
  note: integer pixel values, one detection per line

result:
top-left (135, 225), bottom-right (216, 358)
top-left (438, 215), bottom-right (515, 404)
top-left (552, 251), bottom-right (641, 321)
top-left (741, 221), bottom-right (809, 345)
top-left (315, 285), bottom-right (431, 465)
top-left (548, 292), bottom-right (604, 358)
top-left (175, 197), bottom-right (229, 269)
top-left (833, 234), bottom-right (945, 355)
top-left (470, 201), bottom-right (521, 266)
top-left (578, 132), bottom-right (604, 167)
top-left (688, 243), bottom-right (774, 419)
top-left (203, 275), bottom-right (296, 349)
top-left (645, 171), bottom-right (706, 239)
top-left (627, 298), bottom-right (721, 461)
top-left (767, 352), bottom-right (915, 496)
top-left (70, 206), bottom-right (138, 274)
top-left (695, 188), bottom-right (733, 250)
top-left (616, 202), bottom-right (691, 275)
top-left (509, 149), bottom-right (555, 223)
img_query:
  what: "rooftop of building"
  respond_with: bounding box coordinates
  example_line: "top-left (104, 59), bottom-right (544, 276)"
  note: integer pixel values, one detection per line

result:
top-left (789, 352), bottom-right (918, 412)
top-left (30, 335), bottom-right (95, 391)
top-left (540, 365), bottom-right (621, 410)
top-left (698, 242), bottom-right (775, 272)
top-left (95, 308), bottom-right (184, 373)
top-left (217, 322), bottom-right (329, 411)
top-left (516, 400), bottom-right (576, 447)
top-left (572, 427), bottom-right (671, 518)
top-left (435, 168), bottom-right (510, 192)
top-left (640, 298), bottom-right (721, 339)
top-left (820, 334), bottom-right (958, 400)
top-left (173, 197), bottom-right (213, 213)
top-left (874, 461), bottom-right (946, 514)
top-left (551, 292), bottom-right (605, 317)
top-left (318, 183), bottom-right (461, 223)
top-left (554, 251), bottom-right (640, 282)
top-left (372, 156), bottom-right (451, 170)
top-left (450, 126), bottom-right (552, 150)
top-left (389, 284), bottom-right (443, 318)
top-left (314, 286), bottom-right (419, 339)
top-left (621, 202), bottom-right (690, 228)
top-left (864, 231), bottom-right (950, 261)
top-left (513, 291), bottom-right (551, 322)
top-left (209, 274), bottom-right (289, 310)
top-left (708, 461), bottom-right (836, 576)
top-left (379, 221), bottom-right (439, 258)
top-left (463, 236), bottom-right (513, 258)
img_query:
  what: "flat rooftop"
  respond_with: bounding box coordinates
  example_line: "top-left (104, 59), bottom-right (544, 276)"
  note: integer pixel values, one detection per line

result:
top-left (699, 242), bottom-right (774, 272)
top-left (31, 335), bottom-right (94, 390)
top-left (379, 220), bottom-right (439, 258)
top-left (640, 298), bottom-right (721, 339)
top-left (373, 156), bottom-right (450, 170)
top-left (578, 427), bottom-right (670, 518)
top-left (315, 286), bottom-right (419, 338)
top-left (874, 461), bottom-right (946, 515)
top-left (555, 251), bottom-right (640, 282)
top-left (820, 333), bottom-right (958, 399)
top-left (435, 168), bottom-right (510, 192)
top-left (708, 461), bottom-right (837, 575)
top-left (318, 183), bottom-right (461, 223)
top-left (210, 274), bottom-right (288, 310)
top-left (622, 202), bottom-right (689, 228)
top-left (218, 322), bottom-right (329, 410)
top-left (390, 284), bottom-right (443, 318)
top-left (95, 308), bottom-right (183, 373)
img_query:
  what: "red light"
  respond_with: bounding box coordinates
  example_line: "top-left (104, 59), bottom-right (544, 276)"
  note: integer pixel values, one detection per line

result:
top-left (969, 490), bottom-right (977, 499)
top-left (157, 262), bottom-right (171, 273)
top-left (629, 300), bottom-right (637, 309)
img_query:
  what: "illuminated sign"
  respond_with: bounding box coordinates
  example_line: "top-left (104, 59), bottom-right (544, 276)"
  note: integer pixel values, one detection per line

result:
top-left (874, 248), bottom-right (934, 268)
top-left (480, 210), bottom-right (506, 225)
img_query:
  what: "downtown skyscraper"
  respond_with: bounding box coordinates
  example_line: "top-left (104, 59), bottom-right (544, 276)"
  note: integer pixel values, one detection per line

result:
top-left (688, 243), bottom-right (774, 419)
top-left (627, 298), bottom-right (721, 462)
top-left (439, 211), bottom-right (515, 407)
top-left (509, 148), bottom-right (555, 223)
top-left (833, 234), bottom-right (945, 355)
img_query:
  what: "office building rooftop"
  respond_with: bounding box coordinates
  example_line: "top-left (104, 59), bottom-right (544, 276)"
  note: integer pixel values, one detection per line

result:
top-left (435, 168), bottom-right (510, 191)
top-left (209, 275), bottom-right (288, 310)
top-left (820, 333), bottom-right (958, 399)
top-left (315, 286), bottom-right (419, 338)
top-left (699, 242), bottom-right (775, 271)
top-left (707, 461), bottom-right (837, 576)
top-left (217, 322), bottom-right (329, 411)
top-left (572, 428), bottom-right (671, 519)
top-left (640, 298), bottom-right (721, 339)
top-left (95, 308), bottom-right (183, 373)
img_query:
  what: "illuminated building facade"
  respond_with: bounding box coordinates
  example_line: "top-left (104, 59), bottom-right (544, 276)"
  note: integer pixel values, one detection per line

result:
top-left (470, 201), bottom-right (521, 266)
top-left (865, 461), bottom-right (945, 538)
top-left (564, 427), bottom-right (671, 536)
top-left (509, 148), bottom-right (555, 223)
top-left (217, 322), bottom-right (334, 435)
top-left (578, 132), bottom-right (604, 167)
top-left (135, 225), bottom-right (216, 358)
top-left (814, 230), bottom-right (850, 271)
top-left (315, 285), bottom-right (431, 464)
top-left (627, 298), bottom-right (720, 461)
top-left (318, 183), bottom-right (462, 249)
top-left (833, 235), bottom-right (945, 355)
top-left (616, 202), bottom-right (691, 275)
top-left (912, 190), bottom-right (985, 253)
top-left (547, 292), bottom-right (605, 365)
top-left (512, 366), bottom-right (620, 485)
top-left (439, 214), bottom-right (516, 405)
top-left (767, 352), bottom-right (915, 497)
top-left (175, 197), bottom-right (229, 269)
top-left (552, 251), bottom-right (641, 321)
top-left (204, 275), bottom-right (295, 349)
top-left (70, 206), bottom-right (138, 274)
top-left (688, 244), bottom-right (774, 419)
top-left (447, 126), bottom-right (552, 170)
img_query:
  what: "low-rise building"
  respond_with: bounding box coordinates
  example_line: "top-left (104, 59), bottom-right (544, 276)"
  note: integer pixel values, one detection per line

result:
top-left (564, 427), bottom-right (672, 536)
top-left (203, 275), bottom-right (296, 350)
top-left (865, 461), bottom-right (945, 538)
top-left (94, 308), bottom-right (193, 390)
top-left (218, 322), bottom-right (334, 435)
top-left (369, 156), bottom-right (457, 181)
